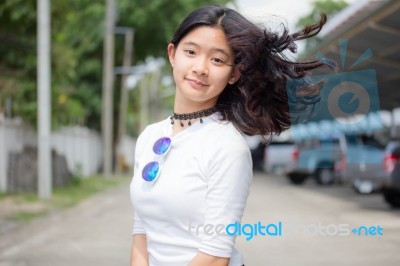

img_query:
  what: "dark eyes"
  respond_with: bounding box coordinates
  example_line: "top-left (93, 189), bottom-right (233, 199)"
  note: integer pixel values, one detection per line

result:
top-left (183, 49), bottom-right (226, 65)
top-left (184, 49), bottom-right (196, 56)
top-left (211, 58), bottom-right (224, 64)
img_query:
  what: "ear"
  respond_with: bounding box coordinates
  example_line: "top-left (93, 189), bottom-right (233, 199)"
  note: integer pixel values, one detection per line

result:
top-left (167, 43), bottom-right (176, 67)
top-left (228, 66), bottom-right (241, 85)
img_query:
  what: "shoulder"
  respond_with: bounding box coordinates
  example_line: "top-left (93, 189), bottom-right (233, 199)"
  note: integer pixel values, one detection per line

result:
top-left (207, 118), bottom-right (249, 146)
top-left (136, 118), bottom-right (169, 151)
top-left (201, 119), bottom-right (253, 182)
top-left (204, 118), bottom-right (250, 155)
top-left (142, 119), bottom-right (167, 135)
top-left (139, 118), bottom-right (168, 138)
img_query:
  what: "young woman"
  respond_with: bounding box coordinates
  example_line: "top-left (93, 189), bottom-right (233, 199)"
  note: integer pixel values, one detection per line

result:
top-left (130, 5), bottom-right (333, 266)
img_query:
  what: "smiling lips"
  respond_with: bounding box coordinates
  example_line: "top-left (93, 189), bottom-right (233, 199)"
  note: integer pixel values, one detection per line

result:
top-left (186, 78), bottom-right (209, 88)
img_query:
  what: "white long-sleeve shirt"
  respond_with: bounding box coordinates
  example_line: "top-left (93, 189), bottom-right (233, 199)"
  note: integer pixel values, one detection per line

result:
top-left (130, 113), bottom-right (252, 266)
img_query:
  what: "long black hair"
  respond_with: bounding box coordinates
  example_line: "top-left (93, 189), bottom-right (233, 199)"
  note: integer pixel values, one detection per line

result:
top-left (170, 5), bottom-right (336, 136)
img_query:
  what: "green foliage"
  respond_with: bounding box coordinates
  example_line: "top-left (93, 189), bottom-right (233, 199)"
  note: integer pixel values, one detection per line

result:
top-left (2, 175), bottom-right (129, 223)
top-left (0, 0), bottom-right (230, 129)
top-left (296, 0), bottom-right (348, 53)
top-left (117, 0), bottom-right (230, 61)
top-left (296, 0), bottom-right (348, 28)
top-left (7, 211), bottom-right (47, 222)
top-left (51, 175), bottom-right (128, 208)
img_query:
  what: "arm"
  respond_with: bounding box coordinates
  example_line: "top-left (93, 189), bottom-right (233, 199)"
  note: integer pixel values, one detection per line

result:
top-left (188, 251), bottom-right (229, 266)
top-left (130, 128), bottom-right (149, 266)
top-left (130, 211), bottom-right (148, 265)
top-left (189, 134), bottom-right (252, 265)
top-left (130, 234), bottom-right (149, 266)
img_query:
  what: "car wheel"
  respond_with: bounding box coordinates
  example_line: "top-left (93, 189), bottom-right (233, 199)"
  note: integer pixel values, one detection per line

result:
top-left (287, 173), bottom-right (307, 185)
top-left (315, 167), bottom-right (335, 185)
top-left (383, 189), bottom-right (400, 208)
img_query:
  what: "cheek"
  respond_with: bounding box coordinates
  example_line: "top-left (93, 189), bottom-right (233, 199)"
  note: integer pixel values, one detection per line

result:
top-left (214, 70), bottom-right (233, 86)
top-left (171, 61), bottom-right (184, 79)
top-left (173, 56), bottom-right (190, 75)
top-left (211, 78), bottom-right (230, 96)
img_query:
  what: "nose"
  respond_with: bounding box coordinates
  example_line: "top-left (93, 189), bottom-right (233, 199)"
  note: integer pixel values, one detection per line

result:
top-left (192, 57), bottom-right (208, 76)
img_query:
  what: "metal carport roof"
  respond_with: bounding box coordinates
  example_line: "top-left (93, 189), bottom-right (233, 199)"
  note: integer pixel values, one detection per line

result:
top-left (306, 0), bottom-right (400, 111)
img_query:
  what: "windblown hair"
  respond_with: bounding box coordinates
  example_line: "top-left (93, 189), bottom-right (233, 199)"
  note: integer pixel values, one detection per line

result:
top-left (170, 5), bottom-right (336, 137)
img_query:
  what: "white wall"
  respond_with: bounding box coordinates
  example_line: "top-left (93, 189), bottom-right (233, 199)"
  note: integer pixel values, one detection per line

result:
top-left (116, 135), bottom-right (136, 170)
top-left (0, 120), bottom-right (103, 192)
top-left (51, 126), bottom-right (102, 177)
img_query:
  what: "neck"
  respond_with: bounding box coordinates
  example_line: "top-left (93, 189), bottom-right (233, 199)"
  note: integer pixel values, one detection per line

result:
top-left (173, 103), bottom-right (215, 114)
top-left (173, 93), bottom-right (217, 114)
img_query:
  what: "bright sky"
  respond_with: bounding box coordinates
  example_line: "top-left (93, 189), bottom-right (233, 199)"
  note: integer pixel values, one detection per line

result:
top-left (232, 0), bottom-right (358, 52)
top-left (235, 0), bottom-right (359, 30)
top-left (234, 0), bottom-right (318, 31)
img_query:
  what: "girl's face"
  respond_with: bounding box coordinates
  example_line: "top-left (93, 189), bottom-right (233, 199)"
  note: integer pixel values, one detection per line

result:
top-left (167, 26), bottom-right (240, 110)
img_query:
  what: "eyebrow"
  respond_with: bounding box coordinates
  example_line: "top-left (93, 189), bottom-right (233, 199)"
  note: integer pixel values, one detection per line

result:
top-left (182, 41), bottom-right (231, 57)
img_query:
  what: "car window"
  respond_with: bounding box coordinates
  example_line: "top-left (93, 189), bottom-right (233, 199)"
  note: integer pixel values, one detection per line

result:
top-left (360, 135), bottom-right (385, 150)
top-left (346, 135), bottom-right (358, 145)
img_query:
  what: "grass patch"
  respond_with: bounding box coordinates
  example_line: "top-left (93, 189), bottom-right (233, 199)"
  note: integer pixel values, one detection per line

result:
top-left (15, 193), bottom-right (41, 203)
top-left (0, 192), bottom-right (7, 199)
top-left (7, 211), bottom-right (48, 222)
top-left (51, 175), bottom-right (130, 208)
top-left (2, 175), bottom-right (130, 223)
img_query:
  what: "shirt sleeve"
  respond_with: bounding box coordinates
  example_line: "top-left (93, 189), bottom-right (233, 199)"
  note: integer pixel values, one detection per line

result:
top-left (132, 211), bottom-right (146, 235)
top-left (198, 135), bottom-right (253, 258)
top-left (131, 127), bottom-right (148, 235)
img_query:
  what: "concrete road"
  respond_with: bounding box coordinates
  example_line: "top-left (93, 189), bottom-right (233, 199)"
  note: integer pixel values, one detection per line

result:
top-left (0, 173), bottom-right (399, 266)
top-left (236, 173), bottom-right (400, 265)
top-left (0, 183), bottom-right (133, 266)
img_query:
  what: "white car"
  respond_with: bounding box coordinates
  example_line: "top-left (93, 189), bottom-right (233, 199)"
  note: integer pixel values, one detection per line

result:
top-left (264, 141), bottom-right (296, 175)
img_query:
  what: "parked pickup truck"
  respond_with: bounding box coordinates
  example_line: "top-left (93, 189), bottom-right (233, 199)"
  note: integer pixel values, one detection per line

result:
top-left (286, 135), bottom-right (345, 185)
top-left (286, 133), bottom-right (389, 192)
top-left (264, 141), bottom-right (296, 175)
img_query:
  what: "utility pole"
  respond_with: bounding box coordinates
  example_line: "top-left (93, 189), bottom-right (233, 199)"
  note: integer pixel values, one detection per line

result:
top-left (149, 67), bottom-right (162, 122)
top-left (139, 75), bottom-right (150, 132)
top-left (102, 0), bottom-right (116, 178)
top-left (37, 0), bottom-right (52, 199)
top-left (116, 28), bottom-right (134, 172)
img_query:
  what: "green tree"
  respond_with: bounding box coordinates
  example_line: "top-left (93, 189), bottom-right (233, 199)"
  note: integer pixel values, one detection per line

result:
top-left (296, 0), bottom-right (348, 54)
top-left (0, 0), bottom-right (230, 129)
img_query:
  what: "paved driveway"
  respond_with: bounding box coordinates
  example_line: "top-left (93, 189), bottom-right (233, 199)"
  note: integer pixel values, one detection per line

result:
top-left (0, 183), bottom-right (133, 266)
top-left (0, 173), bottom-right (399, 265)
top-left (237, 173), bottom-right (400, 265)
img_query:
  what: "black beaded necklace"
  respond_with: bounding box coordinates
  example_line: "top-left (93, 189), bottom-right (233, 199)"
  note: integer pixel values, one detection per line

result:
top-left (170, 107), bottom-right (216, 127)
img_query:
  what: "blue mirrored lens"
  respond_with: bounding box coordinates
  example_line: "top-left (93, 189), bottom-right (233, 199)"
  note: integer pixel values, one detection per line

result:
top-left (153, 137), bottom-right (171, 155)
top-left (142, 161), bottom-right (160, 181)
